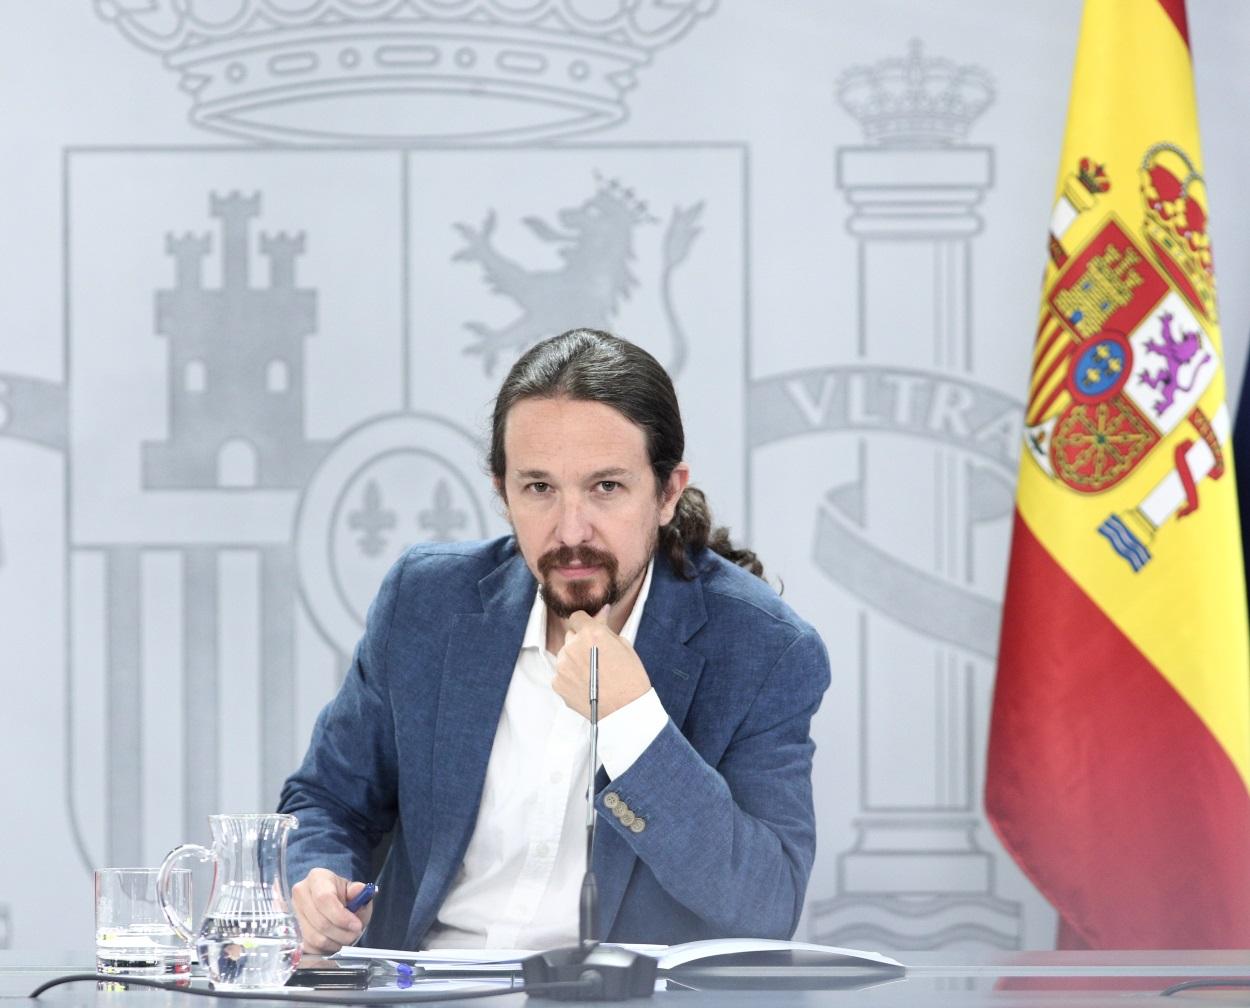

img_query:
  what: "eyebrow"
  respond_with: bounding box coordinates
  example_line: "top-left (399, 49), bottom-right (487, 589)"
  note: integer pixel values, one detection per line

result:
top-left (588, 467), bottom-right (631, 481)
top-left (513, 467), bottom-right (634, 482)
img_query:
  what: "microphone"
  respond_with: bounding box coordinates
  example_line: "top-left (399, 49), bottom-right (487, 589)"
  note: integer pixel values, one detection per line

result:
top-left (522, 645), bottom-right (657, 1000)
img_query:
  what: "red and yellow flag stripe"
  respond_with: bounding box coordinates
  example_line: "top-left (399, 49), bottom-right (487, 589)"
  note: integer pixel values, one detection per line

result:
top-left (987, 0), bottom-right (1250, 948)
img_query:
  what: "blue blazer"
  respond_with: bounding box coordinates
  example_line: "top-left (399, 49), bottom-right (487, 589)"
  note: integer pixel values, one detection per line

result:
top-left (279, 537), bottom-right (831, 948)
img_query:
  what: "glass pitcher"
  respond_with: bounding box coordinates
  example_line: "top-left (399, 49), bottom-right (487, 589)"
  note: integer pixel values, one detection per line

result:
top-left (158, 813), bottom-right (303, 988)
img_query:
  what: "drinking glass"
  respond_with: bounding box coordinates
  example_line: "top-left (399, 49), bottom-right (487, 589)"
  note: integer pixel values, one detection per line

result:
top-left (95, 867), bottom-right (192, 979)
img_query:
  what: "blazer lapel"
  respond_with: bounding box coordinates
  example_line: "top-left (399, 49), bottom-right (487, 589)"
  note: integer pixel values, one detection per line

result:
top-left (411, 552), bottom-right (535, 939)
top-left (595, 557), bottom-right (707, 938)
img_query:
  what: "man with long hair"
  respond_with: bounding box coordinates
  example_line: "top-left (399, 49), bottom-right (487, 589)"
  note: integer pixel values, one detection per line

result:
top-left (280, 329), bottom-right (831, 952)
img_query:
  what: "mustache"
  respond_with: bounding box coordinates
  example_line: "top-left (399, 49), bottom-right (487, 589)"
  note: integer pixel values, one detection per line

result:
top-left (537, 545), bottom-right (617, 576)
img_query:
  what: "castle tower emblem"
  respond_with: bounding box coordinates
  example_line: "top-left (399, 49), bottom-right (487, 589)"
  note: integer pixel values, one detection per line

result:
top-left (142, 192), bottom-right (329, 490)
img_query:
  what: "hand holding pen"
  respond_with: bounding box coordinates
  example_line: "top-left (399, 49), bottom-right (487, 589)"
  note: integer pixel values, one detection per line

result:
top-left (291, 869), bottom-right (379, 954)
top-left (345, 882), bottom-right (378, 914)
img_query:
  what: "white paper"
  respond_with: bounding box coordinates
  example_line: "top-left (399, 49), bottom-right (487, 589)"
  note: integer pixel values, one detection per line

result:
top-left (335, 938), bottom-right (901, 973)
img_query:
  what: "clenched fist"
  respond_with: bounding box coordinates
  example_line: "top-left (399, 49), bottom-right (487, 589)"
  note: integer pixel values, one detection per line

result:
top-left (553, 605), bottom-right (651, 719)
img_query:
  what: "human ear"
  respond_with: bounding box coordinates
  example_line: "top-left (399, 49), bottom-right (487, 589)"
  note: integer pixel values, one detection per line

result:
top-left (659, 463), bottom-right (691, 523)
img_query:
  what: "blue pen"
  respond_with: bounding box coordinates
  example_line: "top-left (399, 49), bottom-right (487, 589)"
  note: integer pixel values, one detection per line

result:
top-left (345, 882), bottom-right (378, 914)
top-left (368, 960), bottom-right (415, 989)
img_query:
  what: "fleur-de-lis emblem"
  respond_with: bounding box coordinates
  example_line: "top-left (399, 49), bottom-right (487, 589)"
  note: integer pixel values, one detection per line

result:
top-left (419, 480), bottom-right (468, 542)
top-left (348, 479), bottom-right (397, 557)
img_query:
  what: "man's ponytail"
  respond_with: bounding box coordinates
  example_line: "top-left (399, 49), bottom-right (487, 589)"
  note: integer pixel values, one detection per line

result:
top-left (659, 486), bottom-right (764, 579)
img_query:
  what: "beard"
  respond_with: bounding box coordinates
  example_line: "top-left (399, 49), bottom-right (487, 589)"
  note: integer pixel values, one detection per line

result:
top-left (537, 544), bottom-right (622, 619)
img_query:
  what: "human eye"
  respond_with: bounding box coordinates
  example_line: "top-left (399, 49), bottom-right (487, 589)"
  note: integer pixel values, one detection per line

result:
top-left (596, 480), bottom-right (620, 493)
top-left (525, 481), bottom-right (551, 494)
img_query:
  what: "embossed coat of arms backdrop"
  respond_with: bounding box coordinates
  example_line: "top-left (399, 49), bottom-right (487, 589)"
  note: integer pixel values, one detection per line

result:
top-left (3, 0), bottom-right (1250, 952)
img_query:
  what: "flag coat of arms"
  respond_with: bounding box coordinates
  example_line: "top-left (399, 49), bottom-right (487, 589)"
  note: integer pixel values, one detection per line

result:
top-left (985, 0), bottom-right (1250, 948)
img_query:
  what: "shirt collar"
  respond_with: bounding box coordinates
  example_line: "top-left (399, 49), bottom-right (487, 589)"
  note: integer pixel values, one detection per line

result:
top-left (522, 558), bottom-right (656, 655)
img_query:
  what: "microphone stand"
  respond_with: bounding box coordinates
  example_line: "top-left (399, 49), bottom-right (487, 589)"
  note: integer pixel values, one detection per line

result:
top-left (523, 645), bottom-right (658, 1000)
top-left (581, 643), bottom-right (601, 948)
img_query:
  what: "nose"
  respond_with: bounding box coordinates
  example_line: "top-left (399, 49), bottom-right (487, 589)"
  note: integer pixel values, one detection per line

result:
top-left (555, 495), bottom-right (592, 545)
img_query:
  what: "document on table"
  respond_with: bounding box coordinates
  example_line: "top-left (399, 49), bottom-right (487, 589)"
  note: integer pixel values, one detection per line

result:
top-left (336, 947), bottom-right (536, 973)
top-left (336, 939), bottom-right (901, 973)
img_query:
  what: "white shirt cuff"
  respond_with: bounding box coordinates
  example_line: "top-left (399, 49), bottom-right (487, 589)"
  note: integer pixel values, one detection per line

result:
top-left (597, 688), bottom-right (668, 779)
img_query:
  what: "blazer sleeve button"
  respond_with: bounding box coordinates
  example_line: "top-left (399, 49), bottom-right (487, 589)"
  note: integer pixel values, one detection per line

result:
top-left (629, 818), bottom-right (646, 834)
top-left (604, 792), bottom-right (621, 809)
top-left (620, 810), bottom-right (636, 827)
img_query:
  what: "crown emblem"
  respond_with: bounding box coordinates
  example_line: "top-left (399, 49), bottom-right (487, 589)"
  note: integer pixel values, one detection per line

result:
top-left (837, 39), bottom-right (994, 147)
top-left (1077, 157), bottom-right (1111, 194)
top-left (1138, 143), bottom-right (1216, 321)
top-left (94, 0), bottom-right (716, 145)
top-left (594, 172), bottom-right (658, 224)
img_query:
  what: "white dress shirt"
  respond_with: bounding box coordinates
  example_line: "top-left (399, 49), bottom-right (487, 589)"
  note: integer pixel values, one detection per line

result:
top-left (423, 561), bottom-right (669, 950)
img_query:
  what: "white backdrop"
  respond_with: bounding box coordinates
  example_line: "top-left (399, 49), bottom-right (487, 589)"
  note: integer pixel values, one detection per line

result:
top-left (3, 0), bottom-right (1250, 953)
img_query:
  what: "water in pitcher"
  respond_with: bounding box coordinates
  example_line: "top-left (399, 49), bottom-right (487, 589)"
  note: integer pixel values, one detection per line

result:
top-left (198, 913), bottom-right (301, 988)
top-left (161, 814), bottom-right (304, 988)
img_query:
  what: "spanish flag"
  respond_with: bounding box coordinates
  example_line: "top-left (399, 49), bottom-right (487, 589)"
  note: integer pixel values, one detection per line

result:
top-left (985, 0), bottom-right (1250, 948)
